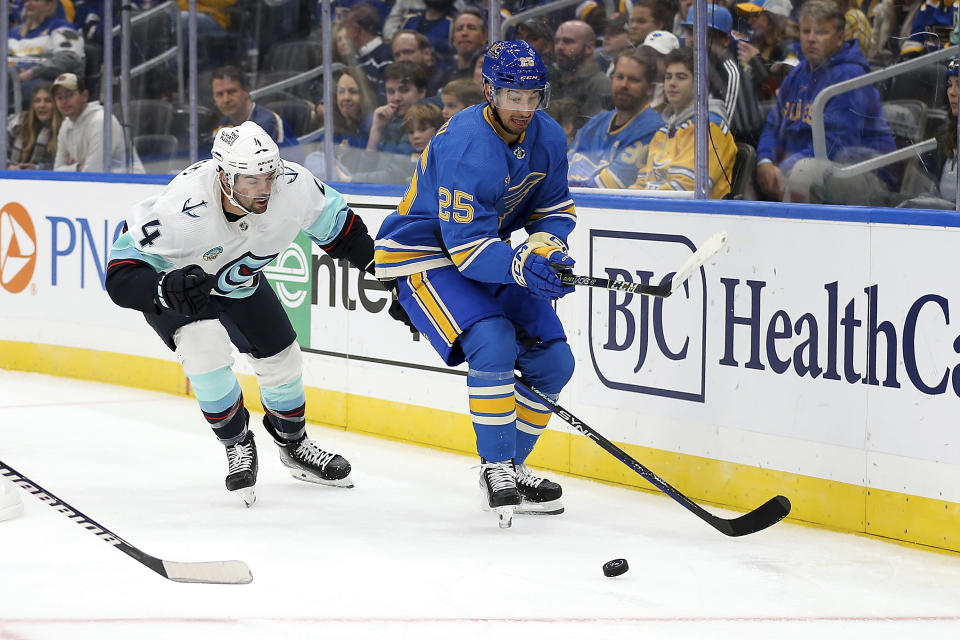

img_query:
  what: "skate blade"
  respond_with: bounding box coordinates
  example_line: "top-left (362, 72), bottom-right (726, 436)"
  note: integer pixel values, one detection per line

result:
top-left (496, 505), bottom-right (514, 529)
top-left (515, 498), bottom-right (564, 515)
top-left (288, 469), bottom-right (354, 488)
top-left (232, 487), bottom-right (256, 508)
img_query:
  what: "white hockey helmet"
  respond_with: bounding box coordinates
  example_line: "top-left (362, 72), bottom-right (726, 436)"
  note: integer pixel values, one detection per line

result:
top-left (211, 121), bottom-right (283, 213)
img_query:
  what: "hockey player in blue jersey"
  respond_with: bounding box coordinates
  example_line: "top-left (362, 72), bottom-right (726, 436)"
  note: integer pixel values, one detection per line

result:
top-left (375, 41), bottom-right (577, 528)
top-left (105, 121), bottom-right (411, 507)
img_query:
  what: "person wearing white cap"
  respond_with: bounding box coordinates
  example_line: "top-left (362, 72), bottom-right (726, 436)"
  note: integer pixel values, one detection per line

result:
top-left (734, 0), bottom-right (798, 99)
top-left (641, 30), bottom-right (680, 109)
top-left (51, 73), bottom-right (144, 173)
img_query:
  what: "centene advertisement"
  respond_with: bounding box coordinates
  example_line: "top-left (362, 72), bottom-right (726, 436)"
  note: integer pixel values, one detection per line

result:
top-left (1, 176), bottom-right (958, 508)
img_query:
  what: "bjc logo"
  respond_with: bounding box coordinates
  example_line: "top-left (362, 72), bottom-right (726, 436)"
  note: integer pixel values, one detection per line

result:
top-left (587, 231), bottom-right (708, 402)
top-left (0, 202), bottom-right (37, 294)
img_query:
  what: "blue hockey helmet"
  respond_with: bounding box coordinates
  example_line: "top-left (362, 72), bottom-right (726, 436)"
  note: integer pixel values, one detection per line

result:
top-left (482, 41), bottom-right (550, 110)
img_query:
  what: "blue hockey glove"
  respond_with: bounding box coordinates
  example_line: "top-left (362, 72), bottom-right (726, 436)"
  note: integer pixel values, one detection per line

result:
top-left (157, 264), bottom-right (216, 316)
top-left (511, 241), bottom-right (576, 299)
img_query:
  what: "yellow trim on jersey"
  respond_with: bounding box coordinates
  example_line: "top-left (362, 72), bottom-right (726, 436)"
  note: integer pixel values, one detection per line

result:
top-left (398, 163), bottom-right (419, 216)
top-left (408, 272), bottom-right (460, 345)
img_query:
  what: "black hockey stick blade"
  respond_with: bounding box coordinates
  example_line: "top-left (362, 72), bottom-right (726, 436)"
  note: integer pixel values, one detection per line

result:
top-left (0, 460), bottom-right (253, 584)
top-left (515, 379), bottom-right (791, 537)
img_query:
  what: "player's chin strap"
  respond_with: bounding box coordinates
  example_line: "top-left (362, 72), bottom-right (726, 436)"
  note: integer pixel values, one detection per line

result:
top-left (218, 178), bottom-right (265, 216)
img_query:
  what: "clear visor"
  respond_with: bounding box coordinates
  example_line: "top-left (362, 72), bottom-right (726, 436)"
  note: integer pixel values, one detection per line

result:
top-left (490, 86), bottom-right (550, 111)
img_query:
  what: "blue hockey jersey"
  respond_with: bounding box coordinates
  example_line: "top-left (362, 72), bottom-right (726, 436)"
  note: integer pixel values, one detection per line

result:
top-left (375, 104), bottom-right (576, 284)
top-left (567, 106), bottom-right (664, 188)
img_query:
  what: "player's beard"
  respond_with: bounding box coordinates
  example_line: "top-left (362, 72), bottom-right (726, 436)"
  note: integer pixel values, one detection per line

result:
top-left (237, 192), bottom-right (270, 214)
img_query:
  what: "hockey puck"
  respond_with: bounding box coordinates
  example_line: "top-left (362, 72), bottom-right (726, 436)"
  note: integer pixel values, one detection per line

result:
top-left (602, 558), bottom-right (629, 577)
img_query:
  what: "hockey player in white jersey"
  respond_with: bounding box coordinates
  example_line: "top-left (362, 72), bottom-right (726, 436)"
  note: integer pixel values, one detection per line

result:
top-left (106, 121), bottom-right (412, 506)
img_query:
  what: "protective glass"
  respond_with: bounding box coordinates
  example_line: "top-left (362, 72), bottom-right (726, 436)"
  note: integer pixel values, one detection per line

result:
top-left (491, 86), bottom-right (551, 111)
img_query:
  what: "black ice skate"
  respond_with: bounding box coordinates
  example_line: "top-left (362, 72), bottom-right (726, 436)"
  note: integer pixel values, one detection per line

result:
top-left (479, 459), bottom-right (521, 529)
top-left (262, 416), bottom-right (353, 488)
top-left (514, 463), bottom-right (564, 515)
top-left (224, 430), bottom-right (258, 507)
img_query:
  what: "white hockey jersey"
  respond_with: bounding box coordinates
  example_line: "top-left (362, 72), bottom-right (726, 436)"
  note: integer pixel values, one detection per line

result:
top-left (111, 159), bottom-right (351, 299)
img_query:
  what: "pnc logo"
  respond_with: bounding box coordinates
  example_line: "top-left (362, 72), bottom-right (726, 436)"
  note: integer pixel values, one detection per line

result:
top-left (0, 202), bottom-right (37, 294)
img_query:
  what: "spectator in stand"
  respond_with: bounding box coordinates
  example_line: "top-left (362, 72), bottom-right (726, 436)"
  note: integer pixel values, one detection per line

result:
top-left (755, 0), bottom-right (896, 203)
top-left (344, 103), bottom-right (443, 184)
top-left (867, 58), bottom-right (959, 208)
top-left (51, 72), bottom-right (143, 173)
top-left (630, 47), bottom-right (736, 198)
top-left (576, 1), bottom-right (608, 40)
top-left (552, 20), bottom-right (612, 118)
top-left (471, 46), bottom-right (487, 85)
top-left (440, 77), bottom-right (483, 120)
top-left (546, 98), bottom-right (583, 148)
top-left (838, 0), bottom-right (874, 58)
top-left (679, 4), bottom-right (764, 145)
top-left (568, 49), bottom-right (665, 188)
top-left (385, 0), bottom-right (470, 40)
top-left (366, 61), bottom-right (428, 155)
top-left (210, 65), bottom-right (303, 163)
top-left (334, 19), bottom-right (358, 65)
top-left (672, 0), bottom-right (694, 34)
top-left (628, 0), bottom-right (671, 46)
top-left (734, 0), bottom-right (798, 99)
top-left (597, 13), bottom-right (632, 74)
top-left (176, 1), bottom-right (237, 69)
top-left (392, 29), bottom-right (446, 95)
top-left (640, 29), bottom-right (680, 109)
top-left (439, 7), bottom-right (487, 85)
top-left (8, 0), bottom-right (85, 106)
top-left (343, 3), bottom-right (394, 94)
top-left (7, 82), bottom-right (61, 170)
top-left (397, 0), bottom-right (457, 66)
top-left (314, 67), bottom-right (377, 148)
top-left (897, 0), bottom-right (951, 60)
top-left (515, 18), bottom-right (555, 66)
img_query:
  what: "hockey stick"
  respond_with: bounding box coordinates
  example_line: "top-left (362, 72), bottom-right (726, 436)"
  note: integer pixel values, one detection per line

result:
top-left (0, 460), bottom-right (253, 584)
top-left (558, 231), bottom-right (729, 298)
top-left (515, 379), bottom-right (791, 537)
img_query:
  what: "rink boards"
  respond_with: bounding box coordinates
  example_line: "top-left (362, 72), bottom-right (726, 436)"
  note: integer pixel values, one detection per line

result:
top-left (1, 173), bottom-right (958, 552)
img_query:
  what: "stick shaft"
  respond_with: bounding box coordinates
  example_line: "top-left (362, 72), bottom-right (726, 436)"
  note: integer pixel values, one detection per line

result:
top-left (0, 460), bottom-right (252, 584)
top-left (514, 379), bottom-right (790, 537)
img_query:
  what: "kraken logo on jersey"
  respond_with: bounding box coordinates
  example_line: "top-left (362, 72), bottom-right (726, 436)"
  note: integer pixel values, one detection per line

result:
top-left (181, 198), bottom-right (207, 218)
top-left (217, 252), bottom-right (277, 293)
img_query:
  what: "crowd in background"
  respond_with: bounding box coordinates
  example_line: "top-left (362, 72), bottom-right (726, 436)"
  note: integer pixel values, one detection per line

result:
top-left (5, 0), bottom-right (960, 207)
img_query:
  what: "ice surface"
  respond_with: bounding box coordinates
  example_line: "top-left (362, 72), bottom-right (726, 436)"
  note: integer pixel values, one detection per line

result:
top-left (1, 370), bottom-right (958, 640)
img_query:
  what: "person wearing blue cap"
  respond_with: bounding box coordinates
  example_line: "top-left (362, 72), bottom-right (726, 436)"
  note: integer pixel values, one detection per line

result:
top-left (679, 3), bottom-right (765, 145)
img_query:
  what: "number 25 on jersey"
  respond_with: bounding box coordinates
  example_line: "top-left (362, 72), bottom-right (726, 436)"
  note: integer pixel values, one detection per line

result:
top-left (438, 188), bottom-right (475, 223)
